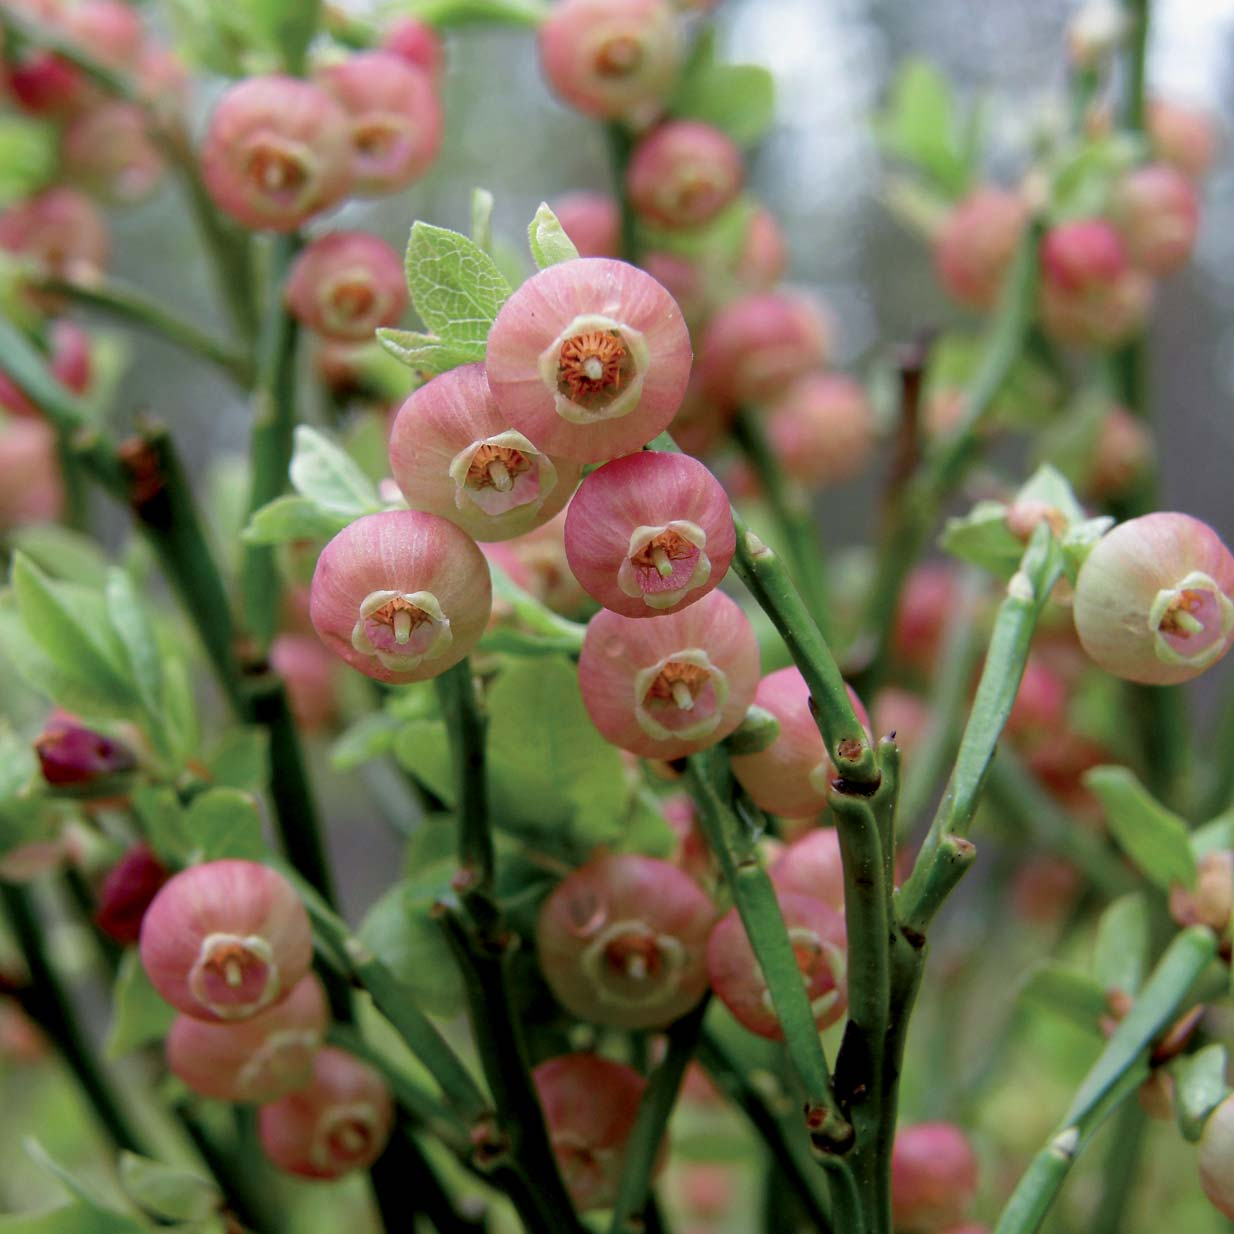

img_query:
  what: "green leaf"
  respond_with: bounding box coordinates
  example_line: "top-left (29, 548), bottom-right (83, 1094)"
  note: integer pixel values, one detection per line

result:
top-left (1015, 464), bottom-right (1086, 525)
top-left (1092, 893), bottom-right (1149, 995)
top-left (1018, 962), bottom-right (1106, 1031)
top-left (671, 34), bottom-right (775, 148)
top-left (939, 501), bottom-right (1025, 579)
top-left (185, 788), bottom-right (266, 861)
top-left (0, 115), bottom-right (57, 208)
top-left (4, 525), bottom-right (110, 587)
top-left (246, 0), bottom-right (320, 73)
top-left (1084, 765), bottom-right (1197, 891)
top-left (1192, 812), bottom-right (1234, 860)
top-left (392, 719), bottom-right (456, 805)
top-left (119, 1152), bottom-right (220, 1223)
top-left (106, 948), bottom-right (176, 1058)
top-left (1174, 1044), bottom-right (1232, 1142)
top-left (0, 1206), bottom-right (146, 1234)
top-left (159, 653), bottom-right (199, 767)
top-left (131, 785), bottom-right (192, 866)
top-left (204, 727), bottom-right (269, 792)
top-left (330, 712), bottom-right (401, 771)
top-left (288, 426), bottom-right (383, 518)
top-left (375, 327), bottom-right (482, 374)
top-left (400, 0), bottom-right (549, 25)
top-left (875, 59), bottom-right (971, 196)
top-left (105, 570), bottom-right (164, 732)
top-left (241, 495), bottom-right (353, 545)
top-left (471, 187), bottom-right (495, 254)
top-left (528, 203), bottom-right (580, 269)
top-left (1049, 135), bottom-right (1145, 222)
top-left (403, 221), bottom-right (511, 351)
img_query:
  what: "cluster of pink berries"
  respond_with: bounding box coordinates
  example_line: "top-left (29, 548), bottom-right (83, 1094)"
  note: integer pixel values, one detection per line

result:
top-left (136, 858), bottom-right (393, 1179)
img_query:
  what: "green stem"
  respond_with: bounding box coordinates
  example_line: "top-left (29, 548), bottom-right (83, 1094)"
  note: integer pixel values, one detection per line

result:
top-left (606, 123), bottom-right (640, 263)
top-left (608, 998), bottom-right (709, 1234)
top-left (32, 275), bottom-right (254, 384)
top-left (371, 1130), bottom-right (485, 1234)
top-left (1089, 1098), bottom-right (1147, 1234)
top-left (1, 882), bottom-right (147, 1155)
top-left (685, 749), bottom-right (853, 1151)
top-left (732, 409), bottom-right (832, 639)
top-left (994, 926), bottom-right (1216, 1234)
top-left (1120, 0), bottom-right (1150, 133)
top-left (1201, 672), bottom-right (1234, 817)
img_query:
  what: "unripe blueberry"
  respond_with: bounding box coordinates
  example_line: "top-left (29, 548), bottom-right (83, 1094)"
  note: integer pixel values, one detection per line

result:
top-left (1148, 99), bottom-right (1219, 180)
top-left (1169, 850), bottom-right (1234, 934)
top-left (0, 187), bottom-right (109, 288)
top-left (707, 891), bottom-right (847, 1039)
top-left (167, 974), bottom-right (328, 1104)
top-left (768, 828), bottom-right (845, 913)
top-left (534, 1054), bottom-right (655, 1209)
top-left (269, 634), bottom-right (338, 732)
top-left (61, 102), bottom-right (165, 204)
top-left (890, 1122), bottom-right (980, 1234)
top-left (765, 373), bottom-right (876, 487)
top-left (537, 0), bottom-right (681, 122)
top-left (284, 232), bottom-right (407, 343)
top-left (316, 52), bottom-right (442, 196)
top-left (1082, 405), bottom-right (1153, 501)
top-left (730, 668), bottom-right (870, 820)
top-left (699, 291), bottom-right (830, 410)
top-left (0, 418), bottom-right (64, 528)
top-left (934, 187), bottom-right (1026, 311)
top-left (1042, 219), bottom-right (1127, 292)
top-left (550, 191), bottom-right (621, 259)
top-left (564, 451), bottom-right (734, 617)
top-left (93, 844), bottom-right (169, 944)
top-left (640, 251), bottom-right (710, 325)
top-left (259, 1047), bottom-right (393, 1179)
top-left (139, 860), bottom-right (313, 1022)
top-left (893, 563), bottom-right (962, 672)
top-left (1111, 164), bottom-right (1200, 276)
top-left (485, 257), bottom-right (692, 463)
top-left (490, 509), bottom-right (591, 617)
top-left (668, 371), bottom-right (732, 458)
top-left (201, 77), bottom-right (353, 232)
top-left (1005, 655), bottom-right (1068, 746)
top-left (63, 0), bottom-right (143, 68)
top-left (389, 364), bottom-right (581, 542)
top-left (1072, 513), bottom-right (1234, 685)
top-left (381, 17), bottom-right (446, 87)
top-left (309, 510), bottom-right (492, 684)
top-left (1199, 1094), bottom-right (1234, 1219)
top-left (626, 121), bottom-right (744, 231)
top-left (536, 852), bottom-right (716, 1029)
top-left (735, 206), bottom-right (788, 290)
top-left (578, 589), bottom-right (760, 759)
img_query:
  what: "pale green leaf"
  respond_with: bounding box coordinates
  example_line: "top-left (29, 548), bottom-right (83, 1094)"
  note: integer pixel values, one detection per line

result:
top-left (1174, 1044), bottom-right (1231, 1142)
top-left (241, 495), bottom-right (353, 545)
top-left (288, 426), bottom-right (383, 517)
top-left (4, 525), bottom-right (109, 587)
top-left (672, 44), bottom-right (775, 148)
top-left (119, 1153), bottom-right (220, 1222)
top-left (204, 727), bottom-right (269, 792)
top-left (106, 948), bottom-right (176, 1058)
top-left (528, 202), bottom-right (580, 269)
top-left (1092, 893), bottom-right (1149, 995)
top-left (1018, 962), bottom-right (1106, 1032)
top-left (330, 712), bottom-right (401, 771)
top-left (404, 221), bottom-right (510, 349)
top-left (401, 0), bottom-right (549, 26)
top-left (471, 187), bottom-right (495, 254)
top-left (375, 327), bottom-right (483, 374)
top-left (185, 788), bottom-right (266, 861)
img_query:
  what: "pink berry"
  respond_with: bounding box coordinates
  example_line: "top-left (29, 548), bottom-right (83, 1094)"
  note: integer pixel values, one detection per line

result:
top-left (768, 828), bottom-right (845, 913)
top-left (0, 418), bottom-right (64, 528)
top-left (894, 563), bottom-right (961, 670)
top-left (269, 634), bottom-right (338, 732)
top-left (135, 44), bottom-right (190, 118)
top-left (640, 250), bottom-right (710, 325)
top-left (1148, 99), bottom-right (1219, 180)
top-left (735, 206), bottom-right (788, 289)
top-left (1010, 856), bottom-right (1081, 926)
top-left (550, 191), bottom-right (621, 259)
top-left (491, 509), bottom-right (590, 617)
top-left (1073, 513), bottom-right (1234, 685)
top-left (564, 451), bottom-right (735, 617)
top-left (663, 792), bottom-right (716, 888)
top-left (668, 370), bottom-right (733, 458)
top-left (871, 688), bottom-right (931, 760)
top-left (730, 668), bottom-right (869, 820)
top-left (309, 510), bottom-right (492, 684)
top-left (1005, 655), bottom-right (1068, 745)
top-left (284, 232), bottom-right (407, 343)
top-left (140, 860), bottom-right (313, 1022)
top-left (533, 1053), bottom-right (657, 1210)
top-left (891, 1123), bottom-right (980, 1234)
top-left (381, 17), bottom-right (446, 87)
top-left (1169, 850), bottom-right (1234, 934)
top-left (934, 187), bottom-right (1026, 311)
top-left (167, 974), bottom-right (328, 1104)
top-left (0, 187), bottom-right (109, 287)
top-left (7, 50), bottom-right (86, 117)
top-left (1041, 220), bottom-right (1128, 293)
top-left (626, 121), bottom-right (744, 231)
top-left (1111, 164), bottom-right (1200, 276)
top-left (201, 76), bottom-right (353, 232)
top-left (0, 321), bottom-right (89, 417)
top-left (259, 1046), bottom-right (393, 1179)
top-left (61, 102), bottom-right (165, 204)
top-left (1201, 1094), bottom-right (1234, 1219)
top-left (537, 0), bottom-right (680, 122)
top-left (578, 589), bottom-right (760, 759)
top-left (317, 52), bottom-right (442, 196)
top-left (63, 0), bottom-right (143, 68)
top-left (536, 852), bottom-right (716, 1029)
top-left (94, 844), bottom-right (168, 945)
top-left (765, 373), bottom-right (876, 487)
top-left (707, 891), bottom-right (847, 1039)
top-left (1082, 405), bottom-right (1153, 501)
top-left (389, 364), bottom-right (582, 543)
top-left (485, 257), bottom-right (692, 464)
top-left (699, 291), bottom-right (830, 410)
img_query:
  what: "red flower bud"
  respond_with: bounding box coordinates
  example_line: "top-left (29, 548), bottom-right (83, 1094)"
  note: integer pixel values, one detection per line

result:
top-left (95, 843), bottom-right (168, 944)
top-left (35, 715), bottom-right (136, 789)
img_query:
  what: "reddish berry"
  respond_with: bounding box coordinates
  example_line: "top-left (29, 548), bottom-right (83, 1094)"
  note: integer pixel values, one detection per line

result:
top-left (1169, 851), bottom-right (1234, 934)
top-left (269, 634), bottom-right (338, 732)
top-left (891, 1122), bottom-right (980, 1234)
top-left (1148, 99), bottom-right (1219, 180)
top-left (551, 191), bottom-right (621, 259)
top-left (1080, 405), bottom-right (1153, 501)
top-left (765, 373), bottom-right (876, 487)
top-left (769, 828), bottom-right (845, 914)
top-left (0, 187), bottom-right (109, 290)
top-left (626, 121), bottom-right (744, 230)
top-left (94, 844), bottom-right (168, 944)
top-left (60, 102), bottom-right (165, 204)
top-left (871, 688), bottom-right (931, 760)
top-left (36, 713), bottom-right (137, 788)
top-left (0, 418), bottom-right (64, 528)
top-left (934, 187), bottom-right (1026, 310)
top-left (381, 17), bottom-right (446, 86)
top-left (284, 232), bottom-right (407, 343)
top-left (1111, 163), bottom-right (1200, 276)
top-left (735, 206), bottom-right (788, 289)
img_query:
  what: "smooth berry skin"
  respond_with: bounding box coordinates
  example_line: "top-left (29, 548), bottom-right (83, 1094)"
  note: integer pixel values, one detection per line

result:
top-left (735, 206), bottom-right (789, 289)
top-left (269, 634), bottom-right (338, 732)
top-left (626, 121), bottom-right (744, 230)
top-left (730, 669), bottom-right (870, 820)
top-left (94, 844), bottom-right (168, 944)
top-left (551, 191), bottom-right (621, 258)
top-left (871, 688), bottom-right (931, 760)
top-left (699, 291), bottom-right (830, 411)
top-left (316, 52), bottom-right (443, 196)
top-left (579, 589), bottom-right (760, 760)
top-left (707, 891), bottom-right (847, 1039)
top-left (1041, 220), bottom-right (1128, 293)
top-left (934, 187), bottom-right (1026, 311)
top-left (564, 451), bottom-right (735, 618)
top-left (381, 17), bottom-right (446, 86)
top-left (61, 102), bottom-right (165, 205)
top-left (284, 232), bottom-right (407, 343)
top-left (167, 974), bottom-right (328, 1104)
top-left (891, 1123), bottom-right (980, 1234)
top-left (893, 563), bottom-right (963, 673)
top-left (0, 418), bottom-right (64, 528)
top-left (389, 364), bottom-right (582, 543)
top-left (1200, 1094), bottom-right (1234, 1219)
top-left (0, 187), bottom-right (109, 291)
top-left (309, 510), bottom-right (492, 685)
top-left (1148, 99), bottom-right (1219, 181)
top-left (1073, 513), bottom-right (1234, 685)
top-left (140, 860), bottom-right (313, 1023)
top-left (259, 1047), bottom-right (394, 1179)
top-left (537, 852), bottom-right (716, 1029)
top-left (201, 77), bottom-right (353, 233)
top-left (485, 258), bottom-right (692, 464)
top-left (537, 0), bottom-right (681, 122)
top-left (533, 1054), bottom-right (658, 1211)
top-left (1111, 164), bottom-right (1200, 276)
top-left (769, 828), bottom-right (845, 913)
top-left (765, 374), bottom-right (876, 487)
